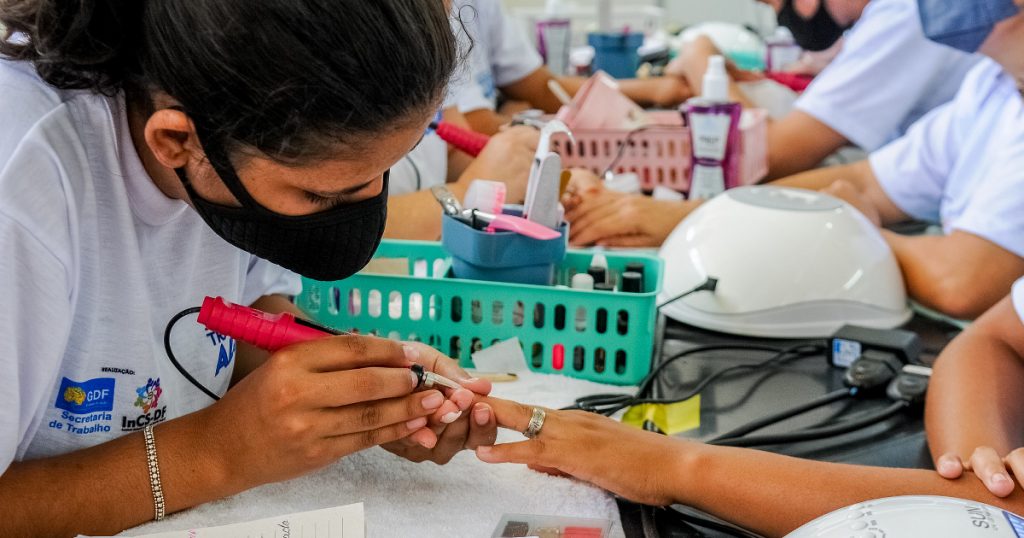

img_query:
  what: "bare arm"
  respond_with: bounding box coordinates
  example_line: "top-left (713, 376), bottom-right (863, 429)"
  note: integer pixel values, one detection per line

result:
top-left (463, 109), bottom-right (513, 137)
top-left (927, 296), bottom-right (1024, 462)
top-left (0, 409), bottom-right (238, 537)
top-left (383, 181), bottom-right (470, 241)
top-left (480, 398), bottom-right (1024, 538)
top-left (772, 160), bottom-right (909, 225)
top-left (668, 36), bottom-right (851, 179)
top-left (500, 66), bottom-right (564, 114)
top-left (556, 75), bottom-right (693, 109)
top-left (764, 111), bottom-right (851, 180)
top-left (883, 231), bottom-right (1024, 319)
top-left (773, 161), bottom-right (1023, 317)
top-left (384, 126), bottom-right (539, 241)
top-left (1, 335), bottom-right (483, 537)
top-left (683, 444), bottom-right (1023, 537)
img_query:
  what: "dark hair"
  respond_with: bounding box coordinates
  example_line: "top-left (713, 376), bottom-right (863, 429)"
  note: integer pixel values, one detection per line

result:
top-left (0, 0), bottom-right (458, 162)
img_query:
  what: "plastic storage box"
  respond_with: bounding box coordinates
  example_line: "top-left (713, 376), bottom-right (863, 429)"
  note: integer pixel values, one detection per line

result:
top-left (441, 212), bottom-right (568, 286)
top-left (295, 240), bottom-right (663, 385)
top-left (551, 109), bottom-right (768, 193)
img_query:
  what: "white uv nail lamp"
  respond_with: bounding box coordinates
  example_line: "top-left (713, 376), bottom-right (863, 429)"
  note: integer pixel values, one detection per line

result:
top-left (785, 496), bottom-right (1024, 537)
top-left (658, 186), bottom-right (912, 338)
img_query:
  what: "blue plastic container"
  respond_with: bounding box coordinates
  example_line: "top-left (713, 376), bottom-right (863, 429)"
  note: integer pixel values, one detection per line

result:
top-left (441, 212), bottom-right (568, 286)
top-left (588, 32), bottom-right (644, 79)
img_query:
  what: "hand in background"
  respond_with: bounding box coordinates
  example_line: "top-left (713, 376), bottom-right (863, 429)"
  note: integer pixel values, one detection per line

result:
top-left (456, 126), bottom-right (539, 204)
top-left (666, 35), bottom-right (763, 88)
top-left (936, 448), bottom-right (1024, 498)
top-left (566, 190), bottom-right (692, 248)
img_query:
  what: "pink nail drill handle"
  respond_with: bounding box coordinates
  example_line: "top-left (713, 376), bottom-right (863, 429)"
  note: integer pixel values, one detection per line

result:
top-left (486, 214), bottom-right (561, 240)
top-left (197, 297), bottom-right (460, 390)
top-left (433, 121), bottom-right (490, 157)
top-left (197, 296), bottom-right (341, 352)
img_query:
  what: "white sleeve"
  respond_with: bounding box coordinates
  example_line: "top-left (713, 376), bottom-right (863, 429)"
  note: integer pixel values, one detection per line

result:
top-left (794, 0), bottom-right (970, 151)
top-left (0, 211), bottom-right (72, 472)
top-left (241, 257), bottom-right (302, 307)
top-left (868, 99), bottom-right (963, 222)
top-left (1012, 278), bottom-right (1024, 325)
top-left (947, 138), bottom-right (1024, 259)
top-left (483, 0), bottom-right (543, 88)
top-left (447, 61), bottom-right (497, 114)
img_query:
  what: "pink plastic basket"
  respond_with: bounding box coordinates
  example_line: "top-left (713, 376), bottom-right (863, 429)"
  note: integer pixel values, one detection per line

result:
top-left (551, 109), bottom-right (768, 193)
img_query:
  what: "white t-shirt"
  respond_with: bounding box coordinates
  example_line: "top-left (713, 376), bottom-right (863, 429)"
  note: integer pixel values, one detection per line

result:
top-left (870, 59), bottom-right (1024, 259)
top-left (795, 0), bottom-right (980, 151)
top-left (0, 61), bottom-right (301, 472)
top-left (447, 0), bottom-right (543, 114)
top-left (389, 133), bottom-right (449, 196)
top-left (1012, 278), bottom-right (1024, 324)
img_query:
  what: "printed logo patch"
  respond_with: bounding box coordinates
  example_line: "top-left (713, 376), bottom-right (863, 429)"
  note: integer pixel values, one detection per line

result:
top-left (134, 378), bottom-right (162, 413)
top-left (122, 378), bottom-right (168, 431)
top-left (54, 377), bottom-right (115, 414)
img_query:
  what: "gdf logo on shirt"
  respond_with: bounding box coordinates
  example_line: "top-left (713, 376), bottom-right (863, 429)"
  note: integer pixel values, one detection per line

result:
top-left (54, 377), bottom-right (115, 414)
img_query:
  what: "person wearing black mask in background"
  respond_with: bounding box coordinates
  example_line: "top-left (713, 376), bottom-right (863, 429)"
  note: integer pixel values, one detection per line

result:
top-left (564, 0), bottom-right (982, 249)
top-left (0, 1), bottom-right (497, 536)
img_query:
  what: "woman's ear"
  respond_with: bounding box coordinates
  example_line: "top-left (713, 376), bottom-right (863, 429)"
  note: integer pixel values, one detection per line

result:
top-left (144, 108), bottom-right (196, 170)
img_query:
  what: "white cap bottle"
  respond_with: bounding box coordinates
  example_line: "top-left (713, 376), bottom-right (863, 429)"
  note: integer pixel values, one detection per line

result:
top-left (702, 55), bottom-right (729, 102)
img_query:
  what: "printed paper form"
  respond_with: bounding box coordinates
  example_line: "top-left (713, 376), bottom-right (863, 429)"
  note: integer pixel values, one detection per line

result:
top-left (82, 503), bottom-right (364, 538)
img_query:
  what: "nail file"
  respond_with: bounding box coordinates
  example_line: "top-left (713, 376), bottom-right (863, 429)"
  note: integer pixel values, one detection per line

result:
top-left (528, 120), bottom-right (577, 205)
top-left (524, 152), bottom-right (563, 230)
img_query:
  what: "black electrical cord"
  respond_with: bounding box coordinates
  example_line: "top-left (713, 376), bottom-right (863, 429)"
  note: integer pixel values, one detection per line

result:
top-left (664, 508), bottom-right (764, 538)
top-left (709, 400), bottom-right (909, 448)
top-left (567, 342), bottom-right (825, 416)
top-left (633, 343), bottom-right (825, 407)
top-left (708, 388), bottom-right (856, 443)
top-left (600, 125), bottom-right (681, 179)
top-left (657, 277), bottom-right (719, 310)
top-left (164, 306), bottom-right (221, 402)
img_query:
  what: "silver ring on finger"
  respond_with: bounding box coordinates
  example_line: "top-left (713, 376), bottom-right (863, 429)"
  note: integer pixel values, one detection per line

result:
top-left (523, 407), bottom-right (546, 439)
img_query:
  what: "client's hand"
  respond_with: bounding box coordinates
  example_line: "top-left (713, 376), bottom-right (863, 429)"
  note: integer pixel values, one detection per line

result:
top-left (561, 168), bottom-right (605, 213)
top-left (936, 447), bottom-right (1024, 498)
top-left (475, 397), bottom-right (689, 506)
top-left (382, 343), bottom-right (496, 464)
top-left (566, 191), bottom-right (693, 248)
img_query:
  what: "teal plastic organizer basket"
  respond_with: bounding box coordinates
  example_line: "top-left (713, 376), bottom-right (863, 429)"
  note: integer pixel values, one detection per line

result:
top-left (295, 240), bottom-right (663, 385)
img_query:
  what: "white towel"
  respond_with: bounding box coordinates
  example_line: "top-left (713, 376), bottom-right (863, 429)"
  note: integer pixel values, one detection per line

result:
top-left (125, 371), bottom-right (633, 538)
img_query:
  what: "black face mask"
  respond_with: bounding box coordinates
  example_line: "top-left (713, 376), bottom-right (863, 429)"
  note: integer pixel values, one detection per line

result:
top-left (777, 0), bottom-right (849, 52)
top-left (175, 123), bottom-right (388, 282)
